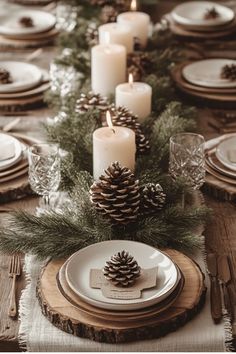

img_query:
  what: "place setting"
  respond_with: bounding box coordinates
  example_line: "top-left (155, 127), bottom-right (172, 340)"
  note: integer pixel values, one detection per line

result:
top-left (169, 1), bottom-right (236, 39)
top-left (0, 132), bottom-right (42, 203)
top-left (0, 60), bottom-right (50, 112)
top-left (0, 6), bottom-right (58, 49)
top-left (171, 58), bottom-right (236, 106)
top-left (38, 239), bottom-right (205, 343)
top-left (204, 133), bottom-right (236, 200)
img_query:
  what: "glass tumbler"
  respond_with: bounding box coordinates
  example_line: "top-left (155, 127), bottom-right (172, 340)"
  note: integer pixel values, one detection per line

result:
top-left (28, 144), bottom-right (61, 208)
top-left (169, 133), bottom-right (205, 205)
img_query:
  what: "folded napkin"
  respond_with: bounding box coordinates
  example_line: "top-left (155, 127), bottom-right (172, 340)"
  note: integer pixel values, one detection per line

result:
top-left (0, 140), bottom-right (15, 161)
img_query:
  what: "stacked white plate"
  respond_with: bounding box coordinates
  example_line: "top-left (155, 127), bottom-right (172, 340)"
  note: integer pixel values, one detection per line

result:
top-left (0, 133), bottom-right (28, 183)
top-left (182, 59), bottom-right (236, 89)
top-left (170, 1), bottom-right (236, 38)
top-left (0, 9), bottom-right (56, 40)
top-left (0, 61), bottom-right (50, 101)
top-left (171, 58), bottom-right (236, 105)
top-left (58, 240), bottom-right (183, 315)
top-left (205, 133), bottom-right (236, 185)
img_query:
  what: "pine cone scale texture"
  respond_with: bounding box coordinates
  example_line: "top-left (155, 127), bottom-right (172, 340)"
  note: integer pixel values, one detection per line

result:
top-left (103, 250), bottom-right (141, 287)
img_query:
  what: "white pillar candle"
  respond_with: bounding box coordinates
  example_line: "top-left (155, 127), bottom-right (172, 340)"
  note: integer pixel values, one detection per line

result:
top-left (91, 44), bottom-right (126, 97)
top-left (93, 111), bottom-right (136, 180)
top-left (117, 0), bottom-right (150, 48)
top-left (115, 74), bottom-right (152, 123)
top-left (99, 22), bottom-right (133, 54)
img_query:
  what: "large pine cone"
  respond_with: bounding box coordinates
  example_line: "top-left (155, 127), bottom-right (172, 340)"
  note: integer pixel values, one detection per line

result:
top-left (140, 183), bottom-right (166, 214)
top-left (221, 64), bottom-right (236, 81)
top-left (103, 250), bottom-right (141, 286)
top-left (75, 91), bottom-right (109, 113)
top-left (108, 105), bottom-right (150, 154)
top-left (90, 162), bottom-right (140, 225)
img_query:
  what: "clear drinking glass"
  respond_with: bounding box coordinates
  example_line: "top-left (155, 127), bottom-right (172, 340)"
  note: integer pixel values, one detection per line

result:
top-left (169, 133), bottom-right (205, 206)
top-left (28, 144), bottom-right (61, 208)
top-left (50, 61), bottom-right (80, 96)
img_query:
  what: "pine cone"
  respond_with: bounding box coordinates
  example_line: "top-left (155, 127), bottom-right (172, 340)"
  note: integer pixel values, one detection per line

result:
top-left (90, 162), bottom-right (140, 225)
top-left (19, 16), bottom-right (34, 27)
top-left (103, 250), bottom-right (141, 286)
top-left (85, 23), bottom-right (99, 47)
top-left (204, 7), bottom-right (219, 20)
top-left (75, 91), bottom-right (109, 113)
top-left (221, 64), bottom-right (236, 81)
top-left (127, 52), bottom-right (154, 81)
top-left (100, 5), bottom-right (118, 23)
top-left (0, 68), bottom-right (12, 84)
top-left (140, 183), bottom-right (166, 214)
top-left (108, 105), bottom-right (150, 154)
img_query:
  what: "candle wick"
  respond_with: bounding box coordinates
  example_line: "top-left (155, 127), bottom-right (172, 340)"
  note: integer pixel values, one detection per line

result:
top-left (111, 128), bottom-right (115, 134)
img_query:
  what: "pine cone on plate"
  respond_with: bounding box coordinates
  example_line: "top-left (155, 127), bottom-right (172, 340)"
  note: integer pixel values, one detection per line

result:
top-left (0, 68), bottom-right (12, 84)
top-left (204, 7), bottom-right (220, 20)
top-left (85, 23), bottom-right (99, 47)
top-left (103, 250), bottom-right (141, 287)
top-left (140, 183), bottom-right (166, 215)
top-left (90, 161), bottom-right (140, 225)
top-left (221, 64), bottom-right (236, 81)
top-left (75, 91), bottom-right (109, 113)
top-left (19, 16), bottom-right (34, 27)
top-left (108, 105), bottom-right (150, 154)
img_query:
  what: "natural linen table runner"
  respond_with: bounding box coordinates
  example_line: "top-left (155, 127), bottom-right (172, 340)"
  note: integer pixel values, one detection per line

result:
top-left (19, 250), bottom-right (231, 352)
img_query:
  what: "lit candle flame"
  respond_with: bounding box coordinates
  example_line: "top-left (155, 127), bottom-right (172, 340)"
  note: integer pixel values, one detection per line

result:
top-left (129, 73), bottom-right (134, 89)
top-left (106, 111), bottom-right (115, 133)
top-left (130, 0), bottom-right (137, 11)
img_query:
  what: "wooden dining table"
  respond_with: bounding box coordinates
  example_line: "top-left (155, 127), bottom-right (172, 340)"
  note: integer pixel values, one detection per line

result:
top-left (0, 0), bottom-right (236, 351)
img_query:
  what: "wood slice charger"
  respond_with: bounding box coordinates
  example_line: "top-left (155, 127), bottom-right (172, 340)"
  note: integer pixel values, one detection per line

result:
top-left (37, 249), bottom-right (206, 344)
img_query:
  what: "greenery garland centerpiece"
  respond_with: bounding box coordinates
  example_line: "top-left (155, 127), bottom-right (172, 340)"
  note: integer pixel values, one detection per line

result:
top-left (0, 1), bottom-right (210, 260)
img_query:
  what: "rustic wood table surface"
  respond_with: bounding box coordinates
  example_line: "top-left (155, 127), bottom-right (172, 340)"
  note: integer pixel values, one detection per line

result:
top-left (0, 0), bottom-right (236, 351)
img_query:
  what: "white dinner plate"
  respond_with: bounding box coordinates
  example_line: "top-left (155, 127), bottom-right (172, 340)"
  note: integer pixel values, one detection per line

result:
top-left (65, 240), bottom-right (178, 311)
top-left (172, 1), bottom-right (234, 27)
top-left (0, 62), bottom-right (42, 93)
top-left (216, 136), bottom-right (236, 172)
top-left (182, 59), bottom-right (236, 88)
top-left (0, 134), bottom-right (22, 171)
top-left (0, 10), bottom-right (56, 37)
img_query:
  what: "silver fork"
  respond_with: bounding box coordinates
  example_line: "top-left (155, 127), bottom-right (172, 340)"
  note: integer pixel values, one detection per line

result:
top-left (8, 253), bottom-right (21, 318)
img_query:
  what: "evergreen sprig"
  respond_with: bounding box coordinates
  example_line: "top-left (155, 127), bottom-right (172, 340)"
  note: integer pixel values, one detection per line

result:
top-left (0, 170), bottom-right (210, 260)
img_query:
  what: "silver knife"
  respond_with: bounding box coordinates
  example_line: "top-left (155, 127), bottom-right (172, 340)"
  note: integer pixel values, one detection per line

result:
top-left (217, 255), bottom-right (232, 320)
top-left (207, 253), bottom-right (222, 323)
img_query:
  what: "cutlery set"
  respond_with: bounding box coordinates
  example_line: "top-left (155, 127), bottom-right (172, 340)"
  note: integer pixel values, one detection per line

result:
top-left (207, 253), bottom-right (236, 334)
top-left (8, 253), bottom-right (21, 318)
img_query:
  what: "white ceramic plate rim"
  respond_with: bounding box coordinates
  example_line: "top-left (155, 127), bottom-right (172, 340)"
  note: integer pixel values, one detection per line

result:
top-left (65, 240), bottom-right (178, 311)
top-left (206, 152), bottom-right (236, 179)
top-left (0, 61), bottom-right (42, 93)
top-left (0, 134), bottom-right (22, 171)
top-left (172, 1), bottom-right (234, 27)
top-left (216, 136), bottom-right (236, 172)
top-left (182, 59), bottom-right (236, 88)
top-left (0, 10), bottom-right (56, 36)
